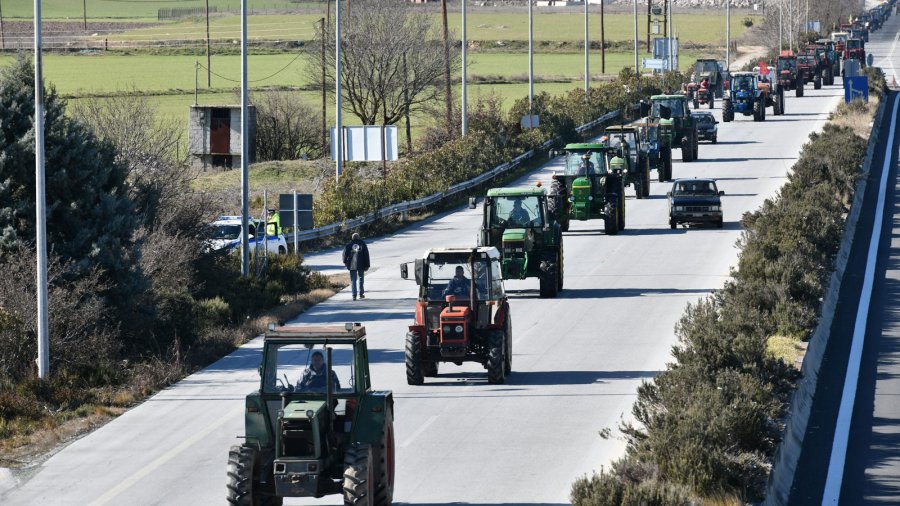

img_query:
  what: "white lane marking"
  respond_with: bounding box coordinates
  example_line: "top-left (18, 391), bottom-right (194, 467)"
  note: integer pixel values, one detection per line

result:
top-left (88, 413), bottom-right (237, 506)
top-left (821, 92), bottom-right (900, 505)
top-left (400, 415), bottom-right (437, 448)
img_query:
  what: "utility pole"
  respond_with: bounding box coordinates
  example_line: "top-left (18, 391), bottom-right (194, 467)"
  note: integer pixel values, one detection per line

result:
top-left (1, 0), bottom-right (5, 51)
top-left (403, 52), bottom-right (412, 154)
top-left (779, 0), bottom-right (783, 50)
top-left (633, 0), bottom-right (639, 79)
top-left (441, 0), bottom-right (452, 133)
top-left (240, 0), bottom-right (250, 277)
top-left (601, 0), bottom-right (606, 74)
top-left (462, 0), bottom-right (468, 136)
top-left (205, 0), bottom-right (211, 86)
top-left (83, 0), bottom-right (87, 31)
top-left (529, 0), bottom-right (533, 122)
top-left (335, 0), bottom-right (343, 181)
top-left (789, 0), bottom-right (793, 51)
top-left (646, 0), bottom-right (651, 52)
top-left (726, 0), bottom-right (730, 70)
top-left (584, 0), bottom-right (589, 96)
top-left (34, 0), bottom-right (50, 379)
top-left (321, 17), bottom-right (327, 156)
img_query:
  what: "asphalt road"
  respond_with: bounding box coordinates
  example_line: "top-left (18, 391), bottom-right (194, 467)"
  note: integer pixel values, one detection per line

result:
top-left (1, 68), bottom-right (844, 506)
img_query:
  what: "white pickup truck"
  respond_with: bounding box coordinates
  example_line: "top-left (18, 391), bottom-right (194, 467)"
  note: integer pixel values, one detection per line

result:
top-left (205, 215), bottom-right (288, 255)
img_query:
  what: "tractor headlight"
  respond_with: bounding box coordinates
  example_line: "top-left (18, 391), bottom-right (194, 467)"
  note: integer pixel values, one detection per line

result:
top-left (454, 325), bottom-right (463, 333)
top-left (443, 325), bottom-right (451, 333)
top-left (588, 196), bottom-right (594, 200)
top-left (306, 410), bottom-right (315, 419)
top-left (675, 206), bottom-right (685, 211)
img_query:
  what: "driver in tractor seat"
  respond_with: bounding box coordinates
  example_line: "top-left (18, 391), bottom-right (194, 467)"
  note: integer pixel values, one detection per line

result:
top-left (297, 351), bottom-right (341, 392)
top-left (700, 77), bottom-right (710, 92)
top-left (443, 266), bottom-right (471, 298)
top-left (578, 153), bottom-right (594, 175)
top-left (508, 199), bottom-right (531, 226)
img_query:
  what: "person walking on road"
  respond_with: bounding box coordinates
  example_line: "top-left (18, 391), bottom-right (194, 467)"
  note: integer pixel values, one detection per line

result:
top-left (343, 233), bottom-right (370, 300)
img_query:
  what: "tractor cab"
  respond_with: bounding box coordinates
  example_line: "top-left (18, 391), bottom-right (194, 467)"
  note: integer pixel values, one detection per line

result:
top-left (401, 247), bottom-right (512, 384)
top-left (228, 324), bottom-right (395, 505)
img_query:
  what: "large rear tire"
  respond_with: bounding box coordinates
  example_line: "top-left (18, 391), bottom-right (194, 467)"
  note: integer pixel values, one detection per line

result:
top-left (405, 332), bottom-right (424, 386)
top-left (486, 331), bottom-right (506, 384)
top-left (753, 100), bottom-right (762, 121)
top-left (642, 165), bottom-right (651, 196)
top-left (604, 201), bottom-right (618, 235)
top-left (548, 179), bottom-right (569, 232)
top-left (709, 95), bottom-right (715, 109)
top-left (503, 313), bottom-right (513, 375)
top-left (343, 444), bottom-right (375, 506)
top-left (797, 82), bottom-right (804, 97)
top-left (692, 132), bottom-right (699, 160)
top-left (814, 75), bottom-right (822, 89)
top-left (617, 191), bottom-right (626, 231)
top-left (372, 409), bottom-right (395, 505)
top-left (634, 175), bottom-right (645, 199)
top-left (539, 264), bottom-right (559, 298)
top-left (681, 136), bottom-right (692, 162)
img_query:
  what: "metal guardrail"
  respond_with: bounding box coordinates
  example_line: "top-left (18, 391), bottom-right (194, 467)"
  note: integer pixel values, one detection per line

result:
top-left (286, 108), bottom-right (624, 245)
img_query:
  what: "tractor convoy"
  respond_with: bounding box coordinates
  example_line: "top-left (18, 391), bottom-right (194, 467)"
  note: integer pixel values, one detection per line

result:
top-left (227, 3), bottom-right (890, 504)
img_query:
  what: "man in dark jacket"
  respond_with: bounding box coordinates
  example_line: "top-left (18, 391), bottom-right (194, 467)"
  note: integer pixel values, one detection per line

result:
top-left (297, 351), bottom-right (341, 392)
top-left (343, 233), bottom-right (370, 300)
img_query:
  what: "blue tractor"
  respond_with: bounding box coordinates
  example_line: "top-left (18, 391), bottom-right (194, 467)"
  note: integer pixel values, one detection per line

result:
top-left (722, 71), bottom-right (781, 122)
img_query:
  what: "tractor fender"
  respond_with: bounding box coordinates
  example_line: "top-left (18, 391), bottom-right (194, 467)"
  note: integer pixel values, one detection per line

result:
top-left (408, 324), bottom-right (426, 336)
top-left (352, 392), bottom-right (394, 445)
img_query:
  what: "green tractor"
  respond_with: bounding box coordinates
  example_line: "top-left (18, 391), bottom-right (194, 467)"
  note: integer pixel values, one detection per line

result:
top-left (474, 187), bottom-right (564, 297)
top-left (603, 125), bottom-right (652, 199)
top-left (547, 143), bottom-right (626, 235)
top-left (648, 95), bottom-right (699, 163)
top-left (227, 324), bottom-right (394, 506)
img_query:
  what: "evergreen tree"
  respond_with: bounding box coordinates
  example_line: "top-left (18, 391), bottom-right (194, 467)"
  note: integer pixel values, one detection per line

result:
top-left (0, 55), bottom-right (139, 295)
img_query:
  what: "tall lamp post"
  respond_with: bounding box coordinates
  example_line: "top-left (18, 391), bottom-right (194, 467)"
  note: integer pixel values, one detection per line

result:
top-left (34, 0), bottom-right (50, 379)
top-left (584, 0), bottom-right (589, 96)
top-left (240, 0), bottom-right (250, 277)
top-left (462, 0), bottom-right (468, 136)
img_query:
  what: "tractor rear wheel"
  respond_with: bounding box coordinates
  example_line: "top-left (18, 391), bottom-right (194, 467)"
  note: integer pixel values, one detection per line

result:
top-left (556, 246), bottom-right (564, 291)
top-left (797, 82), bottom-right (804, 97)
top-left (753, 100), bottom-right (762, 121)
top-left (404, 332), bottom-right (425, 386)
top-left (539, 264), bottom-right (559, 298)
top-left (681, 137), bottom-right (692, 162)
top-left (617, 192), bottom-right (626, 230)
top-left (669, 216), bottom-right (677, 229)
top-left (814, 75), bottom-right (822, 89)
top-left (343, 443), bottom-right (375, 506)
top-left (604, 201), bottom-right (618, 235)
top-left (642, 166), bottom-right (651, 196)
top-left (708, 96), bottom-right (715, 109)
top-left (548, 180), bottom-right (569, 232)
top-left (692, 132), bottom-right (699, 160)
top-left (634, 176), bottom-right (644, 199)
top-left (663, 149), bottom-right (673, 181)
top-left (486, 331), bottom-right (506, 384)
top-left (504, 314), bottom-right (513, 375)
top-left (693, 98), bottom-right (699, 109)
top-left (722, 99), bottom-right (734, 122)
top-left (371, 409), bottom-right (395, 505)
top-left (825, 67), bottom-right (834, 85)
top-left (759, 101), bottom-right (766, 121)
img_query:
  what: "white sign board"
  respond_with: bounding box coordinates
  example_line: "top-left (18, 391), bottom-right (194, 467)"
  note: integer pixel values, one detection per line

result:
top-left (520, 115), bottom-right (540, 129)
top-left (643, 58), bottom-right (669, 70)
top-left (807, 21), bottom-right (821, 32)
top-left (330, 125), bottom-right (399, 162)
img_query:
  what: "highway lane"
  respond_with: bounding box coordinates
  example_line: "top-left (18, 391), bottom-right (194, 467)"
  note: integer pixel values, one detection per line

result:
top-left (1, 78), bottom-right (843, 505)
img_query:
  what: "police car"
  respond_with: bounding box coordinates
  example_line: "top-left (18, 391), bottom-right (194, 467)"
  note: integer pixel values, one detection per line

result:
top-left (205, 215), bottom-right (288, 255)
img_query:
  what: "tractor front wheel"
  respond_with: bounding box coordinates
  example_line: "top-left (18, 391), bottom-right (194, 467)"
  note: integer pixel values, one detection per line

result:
top-left (486, 331), bottom-right (506, 384)
top-left (405, 332), bottom-right (425, 385)
top-left (634, 176), bottom-right (645, 199)
top-left (797, 82), bottom-right (804, 97)
top-left (548, 180), bottom-right (569, 231)
top-left (669, 216), bottom-right (677, 229)
top-left (753, 100), bottom-right (762, 121)
top-left (617, 191), bottom-right (626, 230)
top-left (692, 132), bottom-right (699, 160)
top-left (343, 443), bottom-right (375, 506)
top-left (709, 96), bottom-right (715, 109)
top-left (814, 75), bottom-right (822, 89)
top-left (227, 446), bottom-right (257, 506)
top-left (722, 99), bottom-right (734, 122)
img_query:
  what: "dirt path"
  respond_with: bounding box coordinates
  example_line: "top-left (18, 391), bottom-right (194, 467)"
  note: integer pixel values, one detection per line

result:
top-left (731, 45), bottom-right (769, 71)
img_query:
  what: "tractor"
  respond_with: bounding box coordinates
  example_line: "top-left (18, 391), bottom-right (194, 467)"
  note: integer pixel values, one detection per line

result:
top-left (634, 119), bottom-right (674, 183)
top-left (775, 51), bottom-right (804, 97)
top-left (832, 31), bottom-right (849, 57)
top-left (809, 41), bottom-right (837, 85)
top-left (227, 324), bottom-right (395, 506)
top-left (603, 125), bottom-right (652, 198)
top-left (688, 58), bottom-right (726, 99)
top-left (816, 39), bottom-right (844, 86)
top-left (473, 187), bottom-right (564, 297)
top-left (797, 51), bottom-right (822, 89)
top-left (723, 72), bottom-right (771, 122)
top-left (648, 94), bottom-right (700, 163)
top-left (844, 38), bottom-right (867, 67)
top-left (401, 247), bottom-right (512, 384)
top-left (548, 143), bottom-right (625, 235)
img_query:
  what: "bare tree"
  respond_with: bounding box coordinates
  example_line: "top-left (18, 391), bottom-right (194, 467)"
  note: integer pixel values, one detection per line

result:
top-left (308, 0), bottom-right (459, 127)
top-left (252, 90), bottom-right (323, 161)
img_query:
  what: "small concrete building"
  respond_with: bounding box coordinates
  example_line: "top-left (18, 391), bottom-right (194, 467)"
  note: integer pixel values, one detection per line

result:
top-left (188, 105), bottom-right (257, 171)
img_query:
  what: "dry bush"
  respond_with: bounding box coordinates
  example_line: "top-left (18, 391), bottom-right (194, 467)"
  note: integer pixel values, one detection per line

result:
top-left (252, 90), bottom-right (323, 161)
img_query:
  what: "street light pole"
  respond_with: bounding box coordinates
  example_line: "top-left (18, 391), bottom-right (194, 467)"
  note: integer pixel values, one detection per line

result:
top-left (335, 0), bottom-right (343, 181)
top-left (584, 0), bottom-right (589, 96)
top-left (240, 0), bottom-right (250, 277)
top-left (726, 0), bottom-right (730, 70)
top-left (633, 0), bottom-right (639, 78)
top-left (462, 0), bottom-right (468, 136)
top-left (529, 0), bottom-right (533, 119)
top-left (779, 0), bottom-right (783, 50)
top-left (34, 0), bottom-right (50, 379)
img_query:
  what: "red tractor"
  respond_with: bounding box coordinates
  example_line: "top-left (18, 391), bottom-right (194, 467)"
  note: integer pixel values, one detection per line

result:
top-left (776, 51), bottom-right (804, 97)
top-left (797, 51), bottom-right (822, 89)
top-left (844, 38), bottom-right (867, 66)
top-left (401, 247), bottom-right (512, 385)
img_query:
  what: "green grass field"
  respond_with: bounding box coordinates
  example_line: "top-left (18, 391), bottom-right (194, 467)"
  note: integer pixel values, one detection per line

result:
top-left (95, 11), bottom-right (757, 46)
top-left (0, 1), bottom-right (314, 20)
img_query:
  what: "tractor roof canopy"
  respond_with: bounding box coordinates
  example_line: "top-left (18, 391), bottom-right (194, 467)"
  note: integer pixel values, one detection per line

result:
top-left (564, 142), bottom-right (608, 151)
top-left (650, 94), bottom-right (687, 101)
top-left (486, 187), bottom-right (546, 198)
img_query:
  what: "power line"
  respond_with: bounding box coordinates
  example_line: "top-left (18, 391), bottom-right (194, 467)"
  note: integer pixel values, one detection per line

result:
top-left (196, 50), bottom-right (302, 83)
